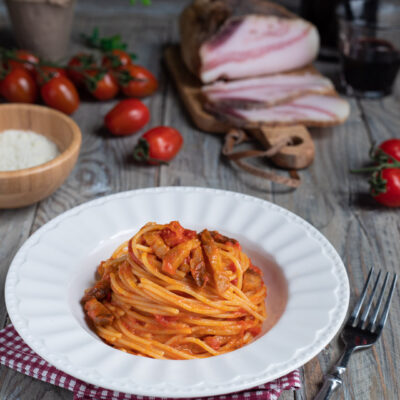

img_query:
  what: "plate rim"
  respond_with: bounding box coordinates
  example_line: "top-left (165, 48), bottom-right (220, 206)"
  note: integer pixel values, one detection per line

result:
top-left (5, 186), bottom-right (350, 397)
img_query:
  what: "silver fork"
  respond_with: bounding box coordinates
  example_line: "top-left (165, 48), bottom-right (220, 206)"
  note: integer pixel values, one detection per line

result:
top-left (314, 268), bottom-right (398, 400)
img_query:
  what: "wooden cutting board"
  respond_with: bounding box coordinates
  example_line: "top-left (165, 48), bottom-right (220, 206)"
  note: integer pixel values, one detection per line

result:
top-left (164, 45), bottom-right (315, 170)
top-left (164, 45), bottom-right (231, 134)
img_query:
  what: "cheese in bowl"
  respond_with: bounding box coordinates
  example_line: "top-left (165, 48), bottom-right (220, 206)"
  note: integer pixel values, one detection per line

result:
top-left (0, 129), bottom-right (60, 171)
top-left (0, 103), bottom-right (81, 209)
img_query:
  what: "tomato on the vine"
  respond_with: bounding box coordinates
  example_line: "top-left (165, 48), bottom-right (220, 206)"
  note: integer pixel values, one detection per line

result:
top-left (1, 68), bottom-right (37, 103)
top-left (118, 65), bottom-right (158, 98)
top-left (34, 66), bottom-right (67, 86)
top-left (105, 99), bottom-right (150, 136)
top-left (355, 139), bottom-right (400, 207)
top-left (372, 168), bottom-right (400, 207)
top-left (378, 139), bottom-right (400, 162)
top-left (133, 126), bottom-right (183, 164)
top-left (102, 49), bottom-right (132, 70)
top-left (85, 70), bottom-right (119, 101)
top-left (7, 50), bottom-right (39, 73)
top-left (41, 76), bottom-right (80, 115)
top-left (67, 53), bottom-right (95, 87)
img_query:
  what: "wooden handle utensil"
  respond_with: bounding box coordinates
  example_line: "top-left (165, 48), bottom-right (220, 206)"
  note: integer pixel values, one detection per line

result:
top-left (250, 125), bottom-right (315, 170)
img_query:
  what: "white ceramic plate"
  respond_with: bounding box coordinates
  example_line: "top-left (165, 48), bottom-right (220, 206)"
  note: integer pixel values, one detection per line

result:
top-left (5, 187), bottom-right (349, 398)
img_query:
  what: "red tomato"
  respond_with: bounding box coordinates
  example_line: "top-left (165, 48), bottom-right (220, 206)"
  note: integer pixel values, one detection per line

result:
top-left (34, 66), bottom-right (67, 86)
top-left (85, 70), bottom-right (119, 101)
top-left (1, 68), bottom-right (37, 103)
top-left (372, 168), bottom-right (400, 207)
top-left (133, 126), bottom-right (183, 164)
top-left (67, 53), bottom-right (95, 87)
top-left (379, 139), bottom-right (400, 162)
top-left (41, 76), bottom-right (80, 115)
top-left (119, 65), bottom-right (158, 98)
top-left (105, 99), bottom-right (150, 136)
top-left (102, 49), bottom-right (132, 69)
top-left (7, 50), bottom-right (39, 73)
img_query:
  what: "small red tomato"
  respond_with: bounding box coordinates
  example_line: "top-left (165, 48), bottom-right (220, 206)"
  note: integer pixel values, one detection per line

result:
top-left (7, 50), bottom-right (39, 73)
top-left (105, 99), bottom-right (150, 136)
top-left (85, 70), bottom-right (119, 101)
top-left (34, 66), bottom-right (67, 86)
top-left (118, 65), bottom-right (158, 98)
top-left (102, 49), bottom-right (132, 69)
top-left (379, 139), bottom-right (400, 162)
top-left (41, 76), bottom-right (80, 115)
top-left (372, 168), bottom-right (400, 207)
top-left (67, 53), bottom-right (96, 87)
top-left (1, 68), bottom-right (37, 103)
top-left (132, 126), bottom-right (183, 164)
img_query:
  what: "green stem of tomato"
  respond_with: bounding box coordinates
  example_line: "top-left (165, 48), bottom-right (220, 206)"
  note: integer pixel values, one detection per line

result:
top-left (351, 160), bottom-right (400, 173)
top-left (148, 157), bottom-right (168, 165)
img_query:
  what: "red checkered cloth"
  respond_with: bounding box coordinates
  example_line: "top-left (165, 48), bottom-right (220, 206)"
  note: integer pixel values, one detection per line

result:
top-left (0, 324), bottom-right (301, 400)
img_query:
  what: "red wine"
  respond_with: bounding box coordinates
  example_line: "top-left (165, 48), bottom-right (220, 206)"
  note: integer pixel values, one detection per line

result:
top-left (342, 38), bottom-right (400, 97)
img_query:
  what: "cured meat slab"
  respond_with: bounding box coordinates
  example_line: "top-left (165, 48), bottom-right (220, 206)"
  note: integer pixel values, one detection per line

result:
top-left (164, 46), bottom-right (348, 133)
top-left (202, 71), bottom-right (335, 109)
top-left (209, 95), bottom-right (350, 127)
top-left (180, 0), bottom-right (319, 83)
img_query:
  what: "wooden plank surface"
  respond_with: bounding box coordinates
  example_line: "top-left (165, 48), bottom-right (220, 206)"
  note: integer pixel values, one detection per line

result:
top-left (0, 2), bottom-right (399, 400)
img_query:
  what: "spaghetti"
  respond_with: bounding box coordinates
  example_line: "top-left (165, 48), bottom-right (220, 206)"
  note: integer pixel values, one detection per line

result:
top-left (82, 221), bottom-right (267, 359)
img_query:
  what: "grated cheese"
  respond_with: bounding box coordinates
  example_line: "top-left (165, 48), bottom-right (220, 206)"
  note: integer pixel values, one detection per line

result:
top-left (0, 129), bottom-right (60, 171)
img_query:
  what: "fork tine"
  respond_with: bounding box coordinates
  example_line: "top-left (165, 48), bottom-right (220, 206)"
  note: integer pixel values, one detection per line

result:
top-left (367, 272), bottom-right (389, 331)
top-left (348, 267), bottom-right (373, 326)
top-left (375, 274), bottom-right (398, 335)
top-left (358, 270), bottom-right (382, 328)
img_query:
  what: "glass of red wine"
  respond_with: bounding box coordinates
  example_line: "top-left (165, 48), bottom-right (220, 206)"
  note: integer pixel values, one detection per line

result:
top-left (337, 0), bottom-right (400, 98)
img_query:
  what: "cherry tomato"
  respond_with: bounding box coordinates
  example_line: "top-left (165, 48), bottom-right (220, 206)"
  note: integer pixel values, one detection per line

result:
top-left (105, 99), bottom-right (150, 136)
top-left (67, 53), bottom-right (95, 87)
top-left (85, 70), bottom-right (119, 101)
top-left (34, 66), bottom-right (67, 86)
top-left (7, 50), bottom-right (39, 73)
top-left (118, 65), bottom-right (158, 98)
top-left (132, 126), bottom-right (183, 164)
top-left (372, 168), bottom-right (400, 207)
top-left (379, 139), bottom-right (400, 162)
top-left (41, 76), bottom-right (80, 115)
top-left (1, 68), bottom-right (37, 103)
top-left (102, 49), bottom-right (132, 70)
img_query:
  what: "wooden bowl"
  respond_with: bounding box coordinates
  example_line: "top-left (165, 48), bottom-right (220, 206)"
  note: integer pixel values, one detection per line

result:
top-left (0, 104), bottom-right (81, 208)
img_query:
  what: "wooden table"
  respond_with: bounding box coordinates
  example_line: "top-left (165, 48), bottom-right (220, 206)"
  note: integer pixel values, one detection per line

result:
top-left (0, 1), bottom-right (399, 399)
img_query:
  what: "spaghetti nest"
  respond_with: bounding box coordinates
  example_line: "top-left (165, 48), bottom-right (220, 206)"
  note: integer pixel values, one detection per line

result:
top-left (82, 221), bottom-right (267, 359)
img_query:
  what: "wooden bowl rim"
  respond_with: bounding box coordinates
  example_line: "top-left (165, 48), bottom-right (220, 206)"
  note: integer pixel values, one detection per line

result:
top-left (0, 104), bottom-right (82, 179)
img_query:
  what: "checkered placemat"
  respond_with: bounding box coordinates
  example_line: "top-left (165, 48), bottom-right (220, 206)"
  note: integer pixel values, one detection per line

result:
top-left (0, 324), bottom-right (301, 400)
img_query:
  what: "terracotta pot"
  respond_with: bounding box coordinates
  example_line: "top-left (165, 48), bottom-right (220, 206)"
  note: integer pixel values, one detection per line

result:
top-left (5, 0), bottom-right (76, 62)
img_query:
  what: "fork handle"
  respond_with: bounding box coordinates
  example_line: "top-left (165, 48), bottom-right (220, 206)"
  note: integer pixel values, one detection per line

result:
top-left (313, 371), bottom-right (343, 400)
top-left (313, 348), bottom-right (354, 400)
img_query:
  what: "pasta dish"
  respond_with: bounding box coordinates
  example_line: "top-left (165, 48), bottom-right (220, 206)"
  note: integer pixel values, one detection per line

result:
top-left (82, 221), bottom-right (267, 359)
